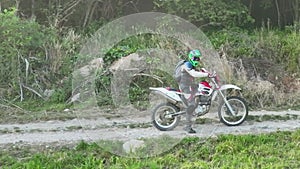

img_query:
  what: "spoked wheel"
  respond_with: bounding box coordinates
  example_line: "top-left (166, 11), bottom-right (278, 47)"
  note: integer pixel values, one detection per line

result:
top-left (151, 102), bottom-right (181, 131)
top-left (218, 96), bottom-right (248, 126)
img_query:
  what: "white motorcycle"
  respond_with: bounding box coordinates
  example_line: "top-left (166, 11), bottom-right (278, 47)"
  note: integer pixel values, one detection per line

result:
top-left (149, 72), bottom-right (248, 131)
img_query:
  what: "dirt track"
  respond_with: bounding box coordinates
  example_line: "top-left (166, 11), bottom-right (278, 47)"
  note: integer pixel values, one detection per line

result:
top-left (0, 109), bottom-right (299, 146)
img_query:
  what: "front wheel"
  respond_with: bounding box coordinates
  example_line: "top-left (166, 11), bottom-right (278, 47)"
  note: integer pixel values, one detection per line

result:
top-left (151, 102), bottom-right (181, 131)
top-left (218, 96), bottom-right (248, 126)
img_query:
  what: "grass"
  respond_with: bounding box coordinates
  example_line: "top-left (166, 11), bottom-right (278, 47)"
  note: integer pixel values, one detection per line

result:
top-left (0, 130), bottom-right (299, 168)
top-left (13, 100), bottom-right (71, 112)
top-left (246, 114), bottom-right (299, 122)
top-left (0, 108), bottom-right (77, 124)
top-left (290, 105), bottom-right (300, 111)
top-left (0, 100), bottom-right (76, 124)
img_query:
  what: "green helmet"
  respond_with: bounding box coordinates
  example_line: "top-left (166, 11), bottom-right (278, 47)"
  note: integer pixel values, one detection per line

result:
top-left (188, 49), bottom-right (202, 67)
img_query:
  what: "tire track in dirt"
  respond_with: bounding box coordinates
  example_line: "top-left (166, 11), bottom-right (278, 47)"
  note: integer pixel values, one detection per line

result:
top-left (0, 110), bottom-right (299, 145)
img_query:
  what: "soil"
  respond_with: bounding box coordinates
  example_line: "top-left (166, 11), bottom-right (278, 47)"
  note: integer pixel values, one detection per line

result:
top-left (0, 108), bottom-right (299, 146)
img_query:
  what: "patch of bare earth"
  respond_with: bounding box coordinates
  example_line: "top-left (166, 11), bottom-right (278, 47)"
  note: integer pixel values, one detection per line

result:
top-left (0, 108), bottom-right (299, 148)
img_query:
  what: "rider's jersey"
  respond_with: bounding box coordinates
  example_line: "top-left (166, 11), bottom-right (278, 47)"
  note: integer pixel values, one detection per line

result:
top-left (180, 61), bottom-right (208, 87)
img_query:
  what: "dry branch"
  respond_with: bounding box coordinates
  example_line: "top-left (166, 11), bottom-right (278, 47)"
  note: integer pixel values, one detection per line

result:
top-left (22, 85), bottom-right (45, 100)
top-left (133, 73), bottom-right (164, 85)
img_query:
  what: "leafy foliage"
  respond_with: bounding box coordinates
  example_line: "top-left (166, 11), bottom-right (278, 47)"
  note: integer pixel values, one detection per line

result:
top-left (253, 29), bottom-right (300, 73)
top-left (96, 34), bottom-right (182, 107)
top-left (153, 0), bottom-right (254, 29)
top-left (0, 8), bottom-right (51, 98)
top-left (0, 2), bottom-right (299, 109)
top-left (209, 28), bottom-right (300, 73)
top-left (0, 8), bottom-right (81, 103)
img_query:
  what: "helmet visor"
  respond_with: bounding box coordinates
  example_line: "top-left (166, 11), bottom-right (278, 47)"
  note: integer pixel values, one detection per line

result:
top-left (193, 57), bottom-right (200, 61)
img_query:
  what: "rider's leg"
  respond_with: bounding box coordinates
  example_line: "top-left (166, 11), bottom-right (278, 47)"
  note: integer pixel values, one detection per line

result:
top-left (185, 96), bottom-right (196, 133)
top-left (180, 86), bottom-right (197, 133)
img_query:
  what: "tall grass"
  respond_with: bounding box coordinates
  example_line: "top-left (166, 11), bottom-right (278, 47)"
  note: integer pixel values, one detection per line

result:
top-left (210, 28), bottom-right (300, 109)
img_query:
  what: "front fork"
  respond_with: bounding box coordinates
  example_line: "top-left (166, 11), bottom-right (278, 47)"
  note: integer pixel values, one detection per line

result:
top-left (217, 90), bottom-right (235, 115)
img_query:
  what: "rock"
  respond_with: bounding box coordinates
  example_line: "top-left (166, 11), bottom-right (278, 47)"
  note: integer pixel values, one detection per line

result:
top-left (69, 93), bottom-right (80, 103)
top-left (44, 89), bottom-right (55, 98)
top-left (109, 53), bottom-right (145, 106)
top-left (109, 53), bottom-right (143, 72)
top-left (77, 58), bottom-right (103, 77)
top-left (122, 139), bottom-right (145, 153)
top-left (71, 58), bottom-right (103, 105)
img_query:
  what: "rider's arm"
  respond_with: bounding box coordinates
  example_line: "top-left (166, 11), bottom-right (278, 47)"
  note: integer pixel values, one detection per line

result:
top-left (183, 63), bottom-right (209, 78)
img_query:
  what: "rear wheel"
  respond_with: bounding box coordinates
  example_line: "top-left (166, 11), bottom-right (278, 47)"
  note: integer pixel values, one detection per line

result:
top-left (151, 102), bottom-right (181, 131)
top-left (218, 96), bottom-right (248, 126)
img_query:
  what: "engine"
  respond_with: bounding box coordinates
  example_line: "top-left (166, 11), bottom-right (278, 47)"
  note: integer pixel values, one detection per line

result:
top-left (194, 95), bottom-right (211, 116)
top-left (199, 95), bottom-right (211, 105)
top-left (194, 81), bottom-right (214, 116)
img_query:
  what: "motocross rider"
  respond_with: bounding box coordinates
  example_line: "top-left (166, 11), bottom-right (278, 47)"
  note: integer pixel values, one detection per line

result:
top-left (178, 49), bottom-right (214, 133)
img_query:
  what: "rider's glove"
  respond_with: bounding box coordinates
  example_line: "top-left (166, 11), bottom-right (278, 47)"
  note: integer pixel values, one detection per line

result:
top-left (208, 71), bottom-right (216, 78)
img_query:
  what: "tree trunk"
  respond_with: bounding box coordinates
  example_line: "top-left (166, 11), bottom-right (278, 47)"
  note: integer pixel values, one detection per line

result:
top-left (101, 0), bottom-right (115, 19)
top-left (31, 0), bottom-right (36, 20)
top-left (83, 0), bottom-right (96, 27)
top-left (15, 0), bottom-right (20, 14)
top-left (295, 0), bottom-right (300, 23)
top-left (89, 1), bottom-right (99, 25)
top-left (274, 0), bottom-right (281, 27)
top-left (249, 0), bottom-right (254, 15)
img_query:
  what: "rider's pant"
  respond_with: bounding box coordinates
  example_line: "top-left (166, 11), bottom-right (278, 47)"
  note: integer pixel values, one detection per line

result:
top-left (180, 85), bottom-right (197, 128)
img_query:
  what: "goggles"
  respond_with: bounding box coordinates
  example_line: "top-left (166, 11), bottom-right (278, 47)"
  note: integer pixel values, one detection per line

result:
top-left (193, 57), bottom-right (200, 61)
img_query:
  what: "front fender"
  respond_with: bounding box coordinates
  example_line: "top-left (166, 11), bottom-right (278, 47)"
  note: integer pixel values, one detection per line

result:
top-left (219, 84), bottom-right (241, 91)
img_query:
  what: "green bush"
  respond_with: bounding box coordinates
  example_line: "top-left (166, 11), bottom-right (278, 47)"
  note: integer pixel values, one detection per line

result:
top-left (95, 28), bottom-right (300, 109)
top-left (252, 29), bottom-right (300, 73)
top-left (280, 32), bottom-right (300, 72)
top-left (0, 8), bottom-right (82, 104)
top-left (95, 34), bottom-right (182, 107)
top-left (154, 0), bottom-right (254, 29)
top-left (208, 28), bottom-right (300, 108)
top-left (208, 28), bottom-right (300, 74)
top-left (208, 28), bottom-right (256, 57)
top-left (1, 7), bottom-right (299, 109)
top-left (0, 8), bottom-right (48, 95)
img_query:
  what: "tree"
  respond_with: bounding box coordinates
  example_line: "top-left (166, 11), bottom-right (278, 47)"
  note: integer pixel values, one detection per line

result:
top-left (153, 0), bottom-right (254, 29)
top-left (293, 0), bottom-right (300, 24)
top-left (245, 0), bottom-right (300, 27)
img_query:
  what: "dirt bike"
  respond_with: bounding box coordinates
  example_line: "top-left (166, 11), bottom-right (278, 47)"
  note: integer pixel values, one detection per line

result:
top-left (149, 71), bottom-right (248, 131)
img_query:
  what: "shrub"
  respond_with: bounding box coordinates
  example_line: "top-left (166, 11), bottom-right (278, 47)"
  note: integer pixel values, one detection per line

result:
top-left (0, 8), bottom-right (82, 103)
top-left (208, 28), bottom-right (300, 108)
top-left (154, 0), bottom-right (254, 29)
top-left (0, 8), bottom-right (47, 97)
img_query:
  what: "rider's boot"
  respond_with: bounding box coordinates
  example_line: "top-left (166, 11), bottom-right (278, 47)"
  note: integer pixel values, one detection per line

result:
top-left (184, 126), bottom-right (196, 133)
top-left (184, 105), bottom-right (196, 134)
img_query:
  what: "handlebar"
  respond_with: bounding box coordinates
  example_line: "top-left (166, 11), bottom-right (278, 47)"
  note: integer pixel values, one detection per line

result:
top-left (199, 69), bottom-right (221, 86)
top-left (205, 70), bottom-right (221, 88)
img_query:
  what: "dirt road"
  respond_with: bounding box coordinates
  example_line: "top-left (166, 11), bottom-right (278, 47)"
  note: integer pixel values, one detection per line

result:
top-left (0, 109), bottom-right (299, 145)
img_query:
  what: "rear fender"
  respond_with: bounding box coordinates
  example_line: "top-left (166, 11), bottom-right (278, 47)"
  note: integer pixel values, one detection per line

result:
top-left (149, 87), bottom-right (182, 102)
